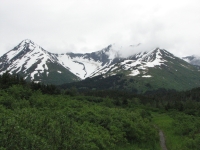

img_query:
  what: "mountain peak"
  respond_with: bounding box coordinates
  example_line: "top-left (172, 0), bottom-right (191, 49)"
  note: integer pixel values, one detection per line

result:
top-left (22, 39), bottom-right (34, 43)
top-left (20, 39), bottom-right (36, 48)
top-left (12, 39), bottom-right (37, 52)
top-left (17, 39), bottom-right (35, 47)
top-left (1, 39), bottom-right (198, 86)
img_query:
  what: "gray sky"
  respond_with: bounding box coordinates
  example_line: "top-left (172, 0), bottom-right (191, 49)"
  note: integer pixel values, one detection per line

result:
top-left (1, 0), bottom-right (200, 57)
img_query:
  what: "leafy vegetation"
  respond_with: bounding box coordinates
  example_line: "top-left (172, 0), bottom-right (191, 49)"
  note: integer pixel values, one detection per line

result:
top-left (1, 72), bottom-right (200, 149)
top-left (152, 112), bottom-right (200, 150)
top-left (0, 72), bottom-right (159, 150)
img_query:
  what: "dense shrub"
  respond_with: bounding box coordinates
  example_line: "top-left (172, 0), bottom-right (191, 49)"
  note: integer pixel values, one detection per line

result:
top-left (0, 85), bottom-right (158, 149)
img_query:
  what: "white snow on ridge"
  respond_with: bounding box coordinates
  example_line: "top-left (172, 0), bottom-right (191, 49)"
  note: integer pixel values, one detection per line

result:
top-left (8, 44), bottom-right (49, 75)
top-left (90, 49), bottom-right (169, 78)
top-left (31, 71), bottom-right (38, 80)
top-left (110, 66), bottom-right (119, 72)
top-left (129, 70), bottom-right (140, 76)
top-left (142, 75), bottom-right (152, 78)
top-left (6, 46), bottom-right (24, 61)
top-left (1, 40), bottom-right (176, 81)
top-left (5, 40), bottom-right (35, 61)
top-left (57, 54), bottom-right (103, 79)
top-left (121, 60), bottom-right (141, 69)
top-left (135, 51), bottom-right (147, 59)
top-left (1, 39), bottom-right (107, 80)
top-left (144, 49), bottom-right (166, 67)
top-left (0, 41), bottom-right (52, 80)
top-left (90, 65), bottom-right (111, 77)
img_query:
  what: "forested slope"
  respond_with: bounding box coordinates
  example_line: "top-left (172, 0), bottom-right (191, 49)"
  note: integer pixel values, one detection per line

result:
top-left (0, 72), bottom-right (159, 150)
top-left (1, 72), bottom-right (200, 149)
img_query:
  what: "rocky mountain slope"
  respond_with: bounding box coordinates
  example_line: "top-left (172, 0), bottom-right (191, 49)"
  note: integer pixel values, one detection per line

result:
top-left (1, 39), bottom-right (200, 90)
top-left (0, 40), bottom-right (80, 85)
top-left (61, 48), bottom-right (200, 93)
top-left (0, 40), bottom-right (119, 84)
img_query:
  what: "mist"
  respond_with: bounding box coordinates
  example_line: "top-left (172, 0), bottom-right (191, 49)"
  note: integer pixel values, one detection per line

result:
top-left (0, 0), bottom-right (200, 58)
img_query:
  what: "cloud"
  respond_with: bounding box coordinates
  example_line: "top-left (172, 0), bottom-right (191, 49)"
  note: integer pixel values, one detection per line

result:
top-left (0, 0), bottom-right (200, 58)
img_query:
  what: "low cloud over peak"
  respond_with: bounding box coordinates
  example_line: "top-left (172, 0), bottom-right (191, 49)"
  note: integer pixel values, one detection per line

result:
top-left (0, 0), bottom-right (200, 57)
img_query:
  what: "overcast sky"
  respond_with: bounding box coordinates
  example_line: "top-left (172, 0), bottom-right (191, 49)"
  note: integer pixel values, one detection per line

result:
top-left (1, 0), bottom-right (200, 57)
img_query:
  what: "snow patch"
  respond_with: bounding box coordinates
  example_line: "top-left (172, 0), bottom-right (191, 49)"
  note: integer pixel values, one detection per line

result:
top-left (144, 49), bottom-right (166, 67)
top-left (31, 71), bottom-right (38, 80)
top-left (57, 54), bottom-right (103, 79)
top-left (142, 75), bottom-right (152, 78)
top-left (129, 70), bottom-right (140, 76)
top-left (1, 41), bottom-right (176, 82)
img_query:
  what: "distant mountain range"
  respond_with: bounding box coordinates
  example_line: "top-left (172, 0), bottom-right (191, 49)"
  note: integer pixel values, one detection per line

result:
top-left (1, 39), bottom-right (200, 92)
top-left (60, 49), bottom-right (200, 93)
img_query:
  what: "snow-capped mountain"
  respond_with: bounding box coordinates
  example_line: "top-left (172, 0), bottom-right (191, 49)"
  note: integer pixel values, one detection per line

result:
top-left (56, 44), bottom-right (119, 79)
top-left (1, 39), bottom-right (200, 87)
top-left (0, 40), bottom-right (120, 84)
top-left (62, 48), bottom-right (200, 93)
top-left (0, 39), bottom-right (79, 84)
top-left (0, 40), bottom-right (57, 79)
top-left (90, 48), bottom-right (177, 78)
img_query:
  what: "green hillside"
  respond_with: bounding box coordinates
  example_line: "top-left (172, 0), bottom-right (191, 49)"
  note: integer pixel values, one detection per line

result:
top-left (60, 55), bottom-right (200, 93)
top-left (1, 72), bottom-right (200, 149)
top-left (18, 62), bottom-right (80, 85)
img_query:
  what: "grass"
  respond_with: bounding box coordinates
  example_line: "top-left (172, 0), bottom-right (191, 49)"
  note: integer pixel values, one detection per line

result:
top-left (152, 111), bottom-right (188, 150)
top-left (116, 143), bottom-right (161, 150)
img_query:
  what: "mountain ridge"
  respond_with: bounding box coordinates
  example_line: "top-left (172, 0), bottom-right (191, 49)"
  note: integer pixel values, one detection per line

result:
top-left (1, 39), bottom-right (200, 90)
top-left (61, 47), bottom-right (200, 93)
top-left (0, 39), bottom-right (80, 84)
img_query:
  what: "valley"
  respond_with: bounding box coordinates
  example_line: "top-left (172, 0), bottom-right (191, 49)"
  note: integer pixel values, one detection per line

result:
top-left (1, 0), bottom-right (200, 149)
top-left (0, 72), bottom-right (200, 149)
top-left (1, 40), bottom-right (200, 149)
